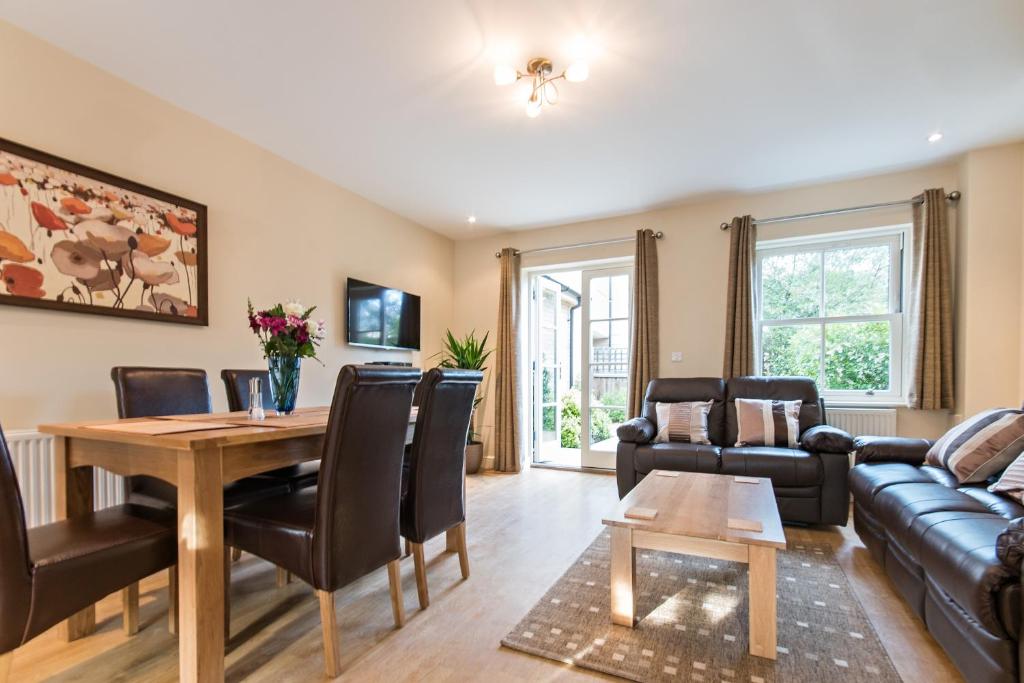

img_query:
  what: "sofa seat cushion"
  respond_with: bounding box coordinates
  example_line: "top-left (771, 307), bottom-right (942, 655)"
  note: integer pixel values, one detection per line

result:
top-left (921, 466), bottom-right (960, 487)
top-left (898, 510), bottom-right (999, 563)
top-left (919, 514), bottom-right (1017, 638)
top-left (720, 446), bottom-right (822, 487)
top-left (849, 463), bottom-right (934, 506)
top-left (956, 486), bottom-right (1024, 520)
top-left (875, 483), bottom-right (991, 553)
top-left (633, 443), bottom-right (721, 475)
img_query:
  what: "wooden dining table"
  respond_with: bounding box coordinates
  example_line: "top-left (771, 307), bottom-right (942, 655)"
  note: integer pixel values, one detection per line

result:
top-left (38, 405), bottom-right (417, 683)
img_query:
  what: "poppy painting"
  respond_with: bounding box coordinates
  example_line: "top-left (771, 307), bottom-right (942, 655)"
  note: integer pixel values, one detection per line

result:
top-left (0, 138), bottom-right (207, 325)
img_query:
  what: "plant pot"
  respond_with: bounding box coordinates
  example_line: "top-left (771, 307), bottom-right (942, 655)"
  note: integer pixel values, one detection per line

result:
top-left (465, 441), bottom-right (484, 475)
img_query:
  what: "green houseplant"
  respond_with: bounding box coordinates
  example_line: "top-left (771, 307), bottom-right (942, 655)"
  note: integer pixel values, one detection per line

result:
top-left (438, 329), bottom-right (492, 474)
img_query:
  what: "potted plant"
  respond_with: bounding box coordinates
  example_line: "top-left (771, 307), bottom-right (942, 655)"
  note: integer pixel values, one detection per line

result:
top-left (438, 329), bottom-right (492, 474)
top-left (247, 299), bottom-right (325, 414)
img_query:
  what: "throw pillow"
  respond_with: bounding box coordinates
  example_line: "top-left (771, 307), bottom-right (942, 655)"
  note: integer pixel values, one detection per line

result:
top-left (926, 408), bottom-right (1024, 484)
top-left (653, 400), bottom-right (714, 444)
top-left (990, 456), bottom-right (1024, 503)
top-left (734, 398), bottom-right (802, 448)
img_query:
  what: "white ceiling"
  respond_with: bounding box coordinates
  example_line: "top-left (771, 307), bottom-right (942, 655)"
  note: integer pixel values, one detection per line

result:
top-left (2, 1), bottom-right (1023, 239)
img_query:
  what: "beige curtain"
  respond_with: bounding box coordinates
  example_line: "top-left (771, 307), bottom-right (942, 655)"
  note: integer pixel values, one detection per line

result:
top-left (493, 248), bottom-right (522, 472)
top-left (628, 229), bottom-right (659, 418)
top-left (722, 215), bottom-right (757, 378)
top-left (907, 188), bottom-right (954, 410)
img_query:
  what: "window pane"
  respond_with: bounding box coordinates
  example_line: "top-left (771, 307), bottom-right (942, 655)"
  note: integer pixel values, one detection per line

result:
top-left (541, 287), bottom-right (557, 327)
top-left (610, 274), bottom-right (630, 318)
top-left (590, 407), bottom-right (618, 446)
top-left (590, 277), bottom-right (610, 319)
top-left (824, 321), bottom-right (891, 391)
top-left (541, 405), bottom-right (557, 444)
top-left (825, 245), bottom-right (891, 316)
top-left (761, 324), bottom-right (820, 379)
top-left (761, 251), bottom-right (820, 320)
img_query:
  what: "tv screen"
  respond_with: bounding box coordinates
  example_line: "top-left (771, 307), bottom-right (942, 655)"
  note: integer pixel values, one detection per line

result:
top-left (346, 278), bottom-right (421, 351)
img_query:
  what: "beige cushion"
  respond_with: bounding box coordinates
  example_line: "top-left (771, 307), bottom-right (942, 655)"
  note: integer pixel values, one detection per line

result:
top-left (927, 408), bottom-right (1024, 483)
top-left (734, 398), bottom-right (802, 448)
top-left (989, 453), bottom-right (1024, 502)
top-left (653, 400), bottom-right (714, 445)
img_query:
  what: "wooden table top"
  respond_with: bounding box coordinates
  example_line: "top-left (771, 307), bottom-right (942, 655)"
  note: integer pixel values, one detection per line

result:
top-left (39, 405), bottom-right (418, 451)
top-left (602, 470), bottom-right (787, 549)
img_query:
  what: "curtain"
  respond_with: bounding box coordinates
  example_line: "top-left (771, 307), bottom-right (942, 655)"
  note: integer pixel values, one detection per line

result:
top-left (722, 215), bottom-right (757, 378)
top-left (628, 229), bottom-right (659, 417)
top-left (493, 248), bottom-right (522, 472)
top-left (907, 188), bottom-right (954, 410)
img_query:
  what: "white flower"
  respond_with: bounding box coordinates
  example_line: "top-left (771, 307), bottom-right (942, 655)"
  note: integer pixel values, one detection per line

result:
top-left (305, 319), bottom-right (321, 338)
top-left (283, 301), bottom-right (305, 318)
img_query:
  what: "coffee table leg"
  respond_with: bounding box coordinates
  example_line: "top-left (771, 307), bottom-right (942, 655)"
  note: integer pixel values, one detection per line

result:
top-left (748, 545), bottom-right (777, 659)
top-left (610, 526), bottom-right (636, 627)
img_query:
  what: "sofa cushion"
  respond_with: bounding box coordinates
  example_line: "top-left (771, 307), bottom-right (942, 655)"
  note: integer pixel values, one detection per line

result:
top-left (849, 462), bottom-right (934, 505)
top-left (875, 483), bottom-right (991, 548)
top-left (724, 376), bottom-right (822, 446)
top-left (926, 408), bottom-right (1024, 483)
top-left (653, 400), bottom-right (714, 444)
top-left (957, 487), bottom-right (1024, 520)
top-left (633, 443), bottom-right (721, 475)
top-left (919, 514), bottom-right (1017, 638)
top-left (989, 452), bottom-right (1024, 503)
top-left (641, 378), bottom-right (726, 445)
top-left (734, 398), bottom-right (802, 447)
top-left (720, 446), bottom-right (822, 487)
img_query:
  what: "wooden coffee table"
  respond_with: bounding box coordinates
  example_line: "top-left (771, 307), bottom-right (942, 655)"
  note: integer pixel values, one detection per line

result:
top-left (602, 470), bottom-right (787, 659)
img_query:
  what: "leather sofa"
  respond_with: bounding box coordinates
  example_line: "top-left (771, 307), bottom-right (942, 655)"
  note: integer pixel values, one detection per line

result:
top-left (851, 436), bottom-right (1024, 683)
top-left (616, 376), bottom-right (853, 525)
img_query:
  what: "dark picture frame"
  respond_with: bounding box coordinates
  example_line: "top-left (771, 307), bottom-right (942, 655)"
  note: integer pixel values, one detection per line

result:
top-left (0, 137), bottom-right (208, 326)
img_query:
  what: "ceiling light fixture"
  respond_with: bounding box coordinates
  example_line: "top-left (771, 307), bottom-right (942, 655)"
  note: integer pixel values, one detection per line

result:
top-left (494, 56), bottom-right (588, 117)
top-left (467, 215), bottom-right (477, 224)
top-left (928, 132), bottom-right (943, 143)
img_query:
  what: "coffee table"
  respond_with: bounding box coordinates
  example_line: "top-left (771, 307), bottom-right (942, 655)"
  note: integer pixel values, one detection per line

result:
top-left (602, 470), bottom-right (787, 659)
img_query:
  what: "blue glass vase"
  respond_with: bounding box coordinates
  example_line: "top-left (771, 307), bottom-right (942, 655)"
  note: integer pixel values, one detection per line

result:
top-left (268, 356), bottom-right (301, 415)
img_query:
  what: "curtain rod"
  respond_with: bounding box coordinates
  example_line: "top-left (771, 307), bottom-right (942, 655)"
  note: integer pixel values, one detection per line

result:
top-left (494, 229), bottom-right (663, 258)
top-left (718, 190), bottom-right (961, 230)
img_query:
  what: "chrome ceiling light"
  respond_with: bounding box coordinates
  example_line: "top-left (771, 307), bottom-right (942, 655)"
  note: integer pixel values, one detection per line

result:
top-left (494, 57), bottom-right (589, 118)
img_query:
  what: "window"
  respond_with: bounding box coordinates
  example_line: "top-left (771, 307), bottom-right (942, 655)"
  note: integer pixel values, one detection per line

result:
top-left (755, 226), bottom-right (908, 403)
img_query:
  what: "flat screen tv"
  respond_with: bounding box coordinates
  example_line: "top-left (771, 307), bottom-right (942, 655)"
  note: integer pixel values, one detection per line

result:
top-left (346, 278), bottom-right (421, 351)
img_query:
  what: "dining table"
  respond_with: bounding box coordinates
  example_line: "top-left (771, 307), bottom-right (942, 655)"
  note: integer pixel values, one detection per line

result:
top-left (38, 405), bottom-right (418, 683)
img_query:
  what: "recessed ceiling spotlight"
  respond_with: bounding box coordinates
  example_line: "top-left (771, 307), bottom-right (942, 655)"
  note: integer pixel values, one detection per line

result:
top-left (467, 215), bottom-right (477, 224)
top-left (928, 132), bottom-right (943, 143)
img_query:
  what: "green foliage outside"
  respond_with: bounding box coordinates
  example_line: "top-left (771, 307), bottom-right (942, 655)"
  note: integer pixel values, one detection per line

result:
top-left (558, 389), bottom-right (617, 448)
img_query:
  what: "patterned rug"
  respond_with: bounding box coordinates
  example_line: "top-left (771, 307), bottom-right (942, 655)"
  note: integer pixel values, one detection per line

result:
top-left (502, 531), bottom-right (901, 682)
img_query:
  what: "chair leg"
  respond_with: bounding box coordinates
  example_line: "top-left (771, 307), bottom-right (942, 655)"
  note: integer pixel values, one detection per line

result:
top-left (387, 559), bottom-right (405, 628)
top-left (445, 527), bottom-right (459, 552)
top-left (168, 566), bottom-right (178, 635)
top-left (224, 547), bottom-right (231, 639)
top-left (411, 542), bottom-right (429, 609)
top-left (122, 583), bottom-right (140, 636)
top-left (276, 567), bottom-right (292, 587)
top-left (0, 650), bottom-right (12, 683)
top-left (232, 546), bottom-right (242, 562)
top-left (454, 522), bottom-right (470, 580)
top-left (317, 590), bottom-right (340, 678)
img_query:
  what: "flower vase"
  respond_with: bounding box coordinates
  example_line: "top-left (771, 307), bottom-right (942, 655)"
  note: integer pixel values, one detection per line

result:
top-left (268, 356), bottom-right (301, 415)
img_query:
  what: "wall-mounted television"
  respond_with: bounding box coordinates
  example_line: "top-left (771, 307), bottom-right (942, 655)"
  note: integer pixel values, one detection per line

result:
top-left (346, 278), bottom-right (421, 351)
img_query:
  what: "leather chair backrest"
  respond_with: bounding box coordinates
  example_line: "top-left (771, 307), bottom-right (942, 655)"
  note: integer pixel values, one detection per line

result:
top-left (724, 376), bottom-right (823, 446)
top-left (641, 378), bottom-right (727, 445)
top-left (111, 367), bottom-right (212, 506)
top-left (0, 423), bottom-right (33, 653)
top-left (220, 369), bottom-right (273, 412)
top-left (401, 368), bottom-right (482, 543)
top-left (312, 365), bottom-right (419, 591)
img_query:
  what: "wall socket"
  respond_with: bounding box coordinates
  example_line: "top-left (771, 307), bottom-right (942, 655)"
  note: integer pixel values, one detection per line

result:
top-left (671, 351), bottom-right (683, 362)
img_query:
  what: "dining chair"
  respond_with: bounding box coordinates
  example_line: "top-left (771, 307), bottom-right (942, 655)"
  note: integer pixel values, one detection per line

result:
top-left (0, 421), bottom-right (177, 681)
top-left (223, 365), bottom-right (419, 677)
top-left (400, 368), bottom-right (482, 609)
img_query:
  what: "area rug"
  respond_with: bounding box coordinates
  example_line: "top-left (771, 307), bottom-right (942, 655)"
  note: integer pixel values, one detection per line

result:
top-left (502, 531), bottom-right (901, 682)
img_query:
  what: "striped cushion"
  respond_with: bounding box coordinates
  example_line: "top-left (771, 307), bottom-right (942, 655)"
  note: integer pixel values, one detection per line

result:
top-left (734, 398), bottom-right (802, 448)
top-left (653, 400), bottom-right (714, 445)
top-left (926, 409), bottom-right (1024, 483)
top-left (990, 454), bottom-right (1024, 502)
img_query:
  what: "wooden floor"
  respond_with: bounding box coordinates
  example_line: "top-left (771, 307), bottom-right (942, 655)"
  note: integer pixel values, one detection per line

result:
top-left (9, 468), bottom-right (962, 682)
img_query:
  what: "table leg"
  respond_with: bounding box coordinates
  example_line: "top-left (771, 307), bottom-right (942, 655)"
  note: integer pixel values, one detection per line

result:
top-left (609, 526), bottom-right (635, 627)
top-left (748, 545), bottom-right (777, 659)
top-left (177, 447), bottom-right (225, 683)
top-left (53, 437), bottom-right (96, 641)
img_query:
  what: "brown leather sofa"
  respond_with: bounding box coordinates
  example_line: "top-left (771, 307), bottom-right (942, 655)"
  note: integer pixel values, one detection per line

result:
top-left (851, 436), bottom-right (1024, 683)
top-left (616, 376), bottom-right (853, 525)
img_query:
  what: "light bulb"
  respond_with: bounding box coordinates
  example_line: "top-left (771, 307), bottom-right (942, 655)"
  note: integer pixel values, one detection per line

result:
top-left (565, 61), bottom-right (589, 83)
top-left (526, 97), bottom-right (542, 118)
top-left (493, 64), bottom-right (518, 86)
top-left (467, 215), bottom-right (477, 224)
top-left (927, 132), bottom-right (943, 143)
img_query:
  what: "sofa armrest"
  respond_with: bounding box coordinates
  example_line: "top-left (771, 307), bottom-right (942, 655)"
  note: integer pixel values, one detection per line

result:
top-left (617, 417), bottom-right (656, 444)
top-left (852, 435), bottom-right (933, 465)
top-left (996, 518), bottom-right (1024, 573)
top-left (801, 424), bottom-right (854, 453)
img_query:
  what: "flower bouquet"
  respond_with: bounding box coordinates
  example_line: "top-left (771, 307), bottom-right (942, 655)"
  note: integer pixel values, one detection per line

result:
top-left (247, 300), bottom-right (325, 414)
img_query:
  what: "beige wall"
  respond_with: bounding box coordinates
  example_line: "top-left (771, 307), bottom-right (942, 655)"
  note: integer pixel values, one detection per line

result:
top-left (0, 22), bottom-right (454, 430)
top-left (456, 161), bottom-right (994, 465)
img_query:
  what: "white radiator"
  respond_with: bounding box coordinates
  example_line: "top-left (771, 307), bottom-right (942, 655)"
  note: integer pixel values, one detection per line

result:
top-left (826, 407), bottom-right (898, 437)
top-left (6, 430), bottom-right (124, 528)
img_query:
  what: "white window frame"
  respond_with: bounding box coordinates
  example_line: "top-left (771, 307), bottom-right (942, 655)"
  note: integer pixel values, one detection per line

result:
top-left (755, 225), bottom-right (911, 406)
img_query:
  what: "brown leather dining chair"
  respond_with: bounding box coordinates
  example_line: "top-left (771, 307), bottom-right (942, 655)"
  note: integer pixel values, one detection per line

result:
top-left (223, 365), bottom-right (419, 678)
top-left (0, 422), bottom-right (177, 680)
top-left (400, 368), bottom-right (482, 609)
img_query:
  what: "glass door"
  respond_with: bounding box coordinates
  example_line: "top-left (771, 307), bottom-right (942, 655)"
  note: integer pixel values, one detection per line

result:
top-left (534, 276), bottom-right (564, 463)
top-left (581, 267), bottom-right (632, 469)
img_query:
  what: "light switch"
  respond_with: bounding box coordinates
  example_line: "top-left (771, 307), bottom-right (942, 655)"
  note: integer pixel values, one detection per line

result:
top-left (671, 351), bottom-right (683, 362)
